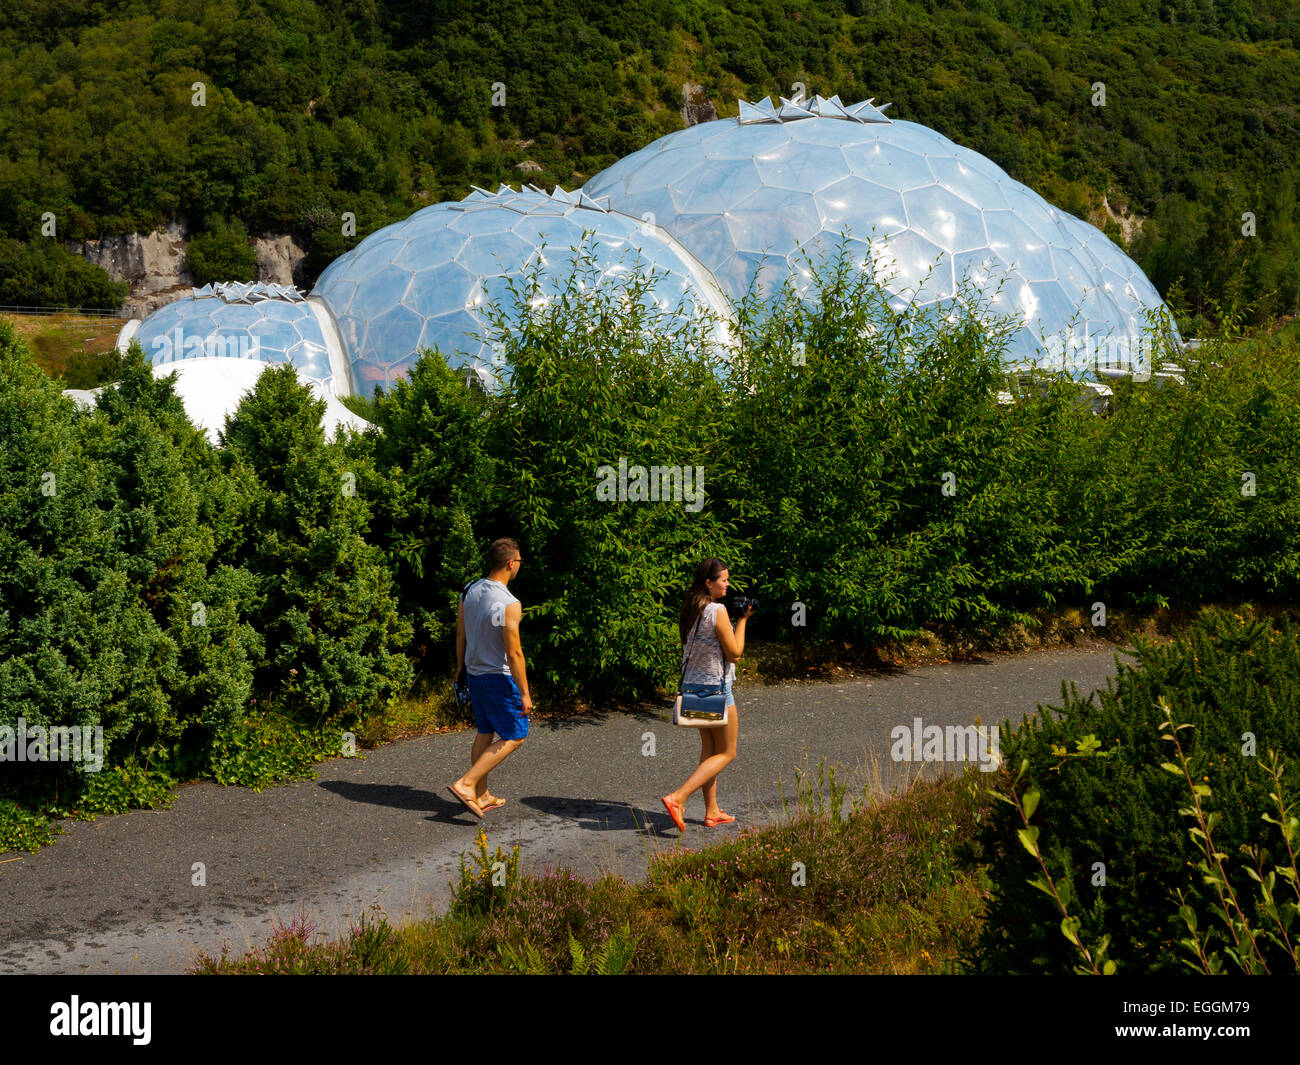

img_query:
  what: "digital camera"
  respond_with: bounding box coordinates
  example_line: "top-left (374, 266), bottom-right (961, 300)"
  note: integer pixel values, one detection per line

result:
top-left (730, 596), bottom-right (759, 615)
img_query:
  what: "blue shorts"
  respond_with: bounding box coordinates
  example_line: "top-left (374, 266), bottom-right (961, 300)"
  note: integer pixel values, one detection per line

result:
top-left (468, 672), bottom-right (529, 741)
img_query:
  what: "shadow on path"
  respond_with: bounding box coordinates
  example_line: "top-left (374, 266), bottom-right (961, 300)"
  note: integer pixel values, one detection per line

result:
top-left (318, 780), bottom-right (478, 823)
top-left (520, 795), bottom-right (673, 836)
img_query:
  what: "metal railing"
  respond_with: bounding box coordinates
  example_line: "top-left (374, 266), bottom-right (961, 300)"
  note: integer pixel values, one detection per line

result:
top-left (0, 304), bottom-right (129, 320)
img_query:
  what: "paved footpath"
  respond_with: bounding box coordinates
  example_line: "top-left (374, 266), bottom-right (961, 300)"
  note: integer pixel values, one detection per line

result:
top-left (0, 639), bottom-right (1139, 973)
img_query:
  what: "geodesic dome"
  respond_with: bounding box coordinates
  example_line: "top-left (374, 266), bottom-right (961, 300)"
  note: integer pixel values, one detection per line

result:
top-left (311, 184), bottom-right (733, 398)
top-left (125, 282), bottom-right (353, 395)
top-left (583, 95), bottom-right (1180, 379)
top-left (1048, 210), bottom-right (1175, 371)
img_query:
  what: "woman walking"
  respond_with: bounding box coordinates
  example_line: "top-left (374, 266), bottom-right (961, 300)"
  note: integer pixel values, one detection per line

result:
top-left (662, 557), bottom-right (752, 832)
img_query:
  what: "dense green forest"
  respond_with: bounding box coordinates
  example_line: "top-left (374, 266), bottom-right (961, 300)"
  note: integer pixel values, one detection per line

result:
top-left (1, 0), bottom-right (1298, 329)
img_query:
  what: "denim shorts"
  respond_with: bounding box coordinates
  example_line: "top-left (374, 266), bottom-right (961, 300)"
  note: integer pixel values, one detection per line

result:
top-left (467, 672), bottom-right (528, 740)
top-left (683, 679), bottom-right (735, 710)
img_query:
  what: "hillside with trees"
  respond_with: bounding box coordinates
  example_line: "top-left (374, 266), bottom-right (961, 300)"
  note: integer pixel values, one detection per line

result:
top-left (1, 0), bottom-right (1298, 332)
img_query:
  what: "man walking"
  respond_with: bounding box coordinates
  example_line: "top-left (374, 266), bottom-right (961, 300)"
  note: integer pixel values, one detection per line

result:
top-left (448, 538), bottom-right (532, 818)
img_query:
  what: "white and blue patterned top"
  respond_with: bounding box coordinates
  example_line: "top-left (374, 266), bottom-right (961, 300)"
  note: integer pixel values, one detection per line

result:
top-left (681, 601), bottom-right (735, 687)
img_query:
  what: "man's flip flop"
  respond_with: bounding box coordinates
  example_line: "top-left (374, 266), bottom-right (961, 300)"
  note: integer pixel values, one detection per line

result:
top-left (447, 785), bottom-right (484, 819)
top-left (480, 796), bottom-right (507, 812)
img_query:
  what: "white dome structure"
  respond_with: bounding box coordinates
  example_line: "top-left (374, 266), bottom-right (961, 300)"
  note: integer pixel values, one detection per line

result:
top-left (122, 282), bottom-right (354, 396)
top-left (311, 184), bottom-right (733, 397)
top-left (583, 95), bottom-right (1180, 379)
top-left (64, 357), bottom-right (371, 446)
top-left (115, 93), bottom-right (1180, 398)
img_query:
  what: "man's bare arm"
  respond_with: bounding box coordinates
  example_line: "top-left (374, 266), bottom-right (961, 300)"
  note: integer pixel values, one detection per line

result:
top-left (503, 601), bottom-right (532, 714)
top-left (455, 598), bottom-right (466, 673)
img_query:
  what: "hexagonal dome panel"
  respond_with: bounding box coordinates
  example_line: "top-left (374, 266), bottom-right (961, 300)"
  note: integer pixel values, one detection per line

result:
top-left (311, 185), bottom-right (734, 397)
top-left (584, 95), bottom-right (1180, 378)
top-left (128, 283), bottom-right (351, 395)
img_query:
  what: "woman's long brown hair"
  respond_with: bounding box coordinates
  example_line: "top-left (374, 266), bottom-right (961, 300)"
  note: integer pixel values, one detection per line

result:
top-left (678, 557), bottom-right (727, 641)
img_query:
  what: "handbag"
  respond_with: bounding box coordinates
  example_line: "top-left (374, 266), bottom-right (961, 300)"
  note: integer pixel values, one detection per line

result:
top-left (672, 610), bottom-right (729, 728)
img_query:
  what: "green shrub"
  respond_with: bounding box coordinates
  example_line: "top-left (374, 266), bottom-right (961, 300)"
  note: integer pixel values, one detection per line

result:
top-left (208, 711), bottom-right (348, 790)
top-left (92, 346), bottom-right (263, 747)
top-left (969, 605), bottom-right (1300, 974)
top-left (0, 798), bottom-right (59, 853)
top-left (219, 363), bottom-right (414, 722)
top-left (1, 329), bottom-right (179, 799)
top-left (480, 248), bottom-right (745, 699)
top-left (357, 352), bottom-right (497, 668)
top-left (716, 248), bottom-right (1087, 645)
top-left (2, 320), bottom-right (419, 828)
top-left (1061, 334), bottom-right (1300, 610)
top-left (185, 216), bottom-right (257, 286)
top-left (0, 333), bottom-right (269, 809)
top-left (76, 760), bottom-right (176, 816)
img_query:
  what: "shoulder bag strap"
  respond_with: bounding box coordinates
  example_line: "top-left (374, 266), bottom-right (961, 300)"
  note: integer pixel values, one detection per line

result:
top-left (677, 611), bottom-right (704, 693)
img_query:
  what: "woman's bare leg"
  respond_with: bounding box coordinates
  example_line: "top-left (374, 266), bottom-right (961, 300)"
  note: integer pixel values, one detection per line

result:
top-left (703, 707), bottom-right (738, 817)
top-left (698, 727), bottom-right (716, 816)
top-left (670, 704), bottom-right (738, 812)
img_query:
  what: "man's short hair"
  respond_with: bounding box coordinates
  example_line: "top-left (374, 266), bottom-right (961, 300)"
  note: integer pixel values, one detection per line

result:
top-left (487, 537), bottom-right (521, 572)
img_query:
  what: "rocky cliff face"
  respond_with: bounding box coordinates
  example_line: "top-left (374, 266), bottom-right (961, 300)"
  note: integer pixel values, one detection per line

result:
top-left (1100, 195), bottom-right (1144, 248)
top-left (253, 233), bottom-right (308, 287)
top-left (69, 225), bottom-right (308, 317)
top-left (71, 222), bottom-right (193, 317)
top-left (681, 84), bottom-right (718, 127)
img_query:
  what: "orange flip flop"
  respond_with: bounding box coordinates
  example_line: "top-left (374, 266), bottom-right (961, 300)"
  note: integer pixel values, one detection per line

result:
top-left (661, 795), bottom-right (687, 832)
top-left (704, 812), bottom-right (736, 827)
top-left (447, 784), bottom-right (484, 819)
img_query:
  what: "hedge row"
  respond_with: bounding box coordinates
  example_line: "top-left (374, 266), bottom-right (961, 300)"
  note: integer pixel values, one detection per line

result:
top-left (3, 255), bottom-right (1300, 814)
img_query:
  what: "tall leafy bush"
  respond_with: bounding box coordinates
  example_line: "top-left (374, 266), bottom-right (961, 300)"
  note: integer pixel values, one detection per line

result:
top-left (481, 253), bottom-right (745, 697)
top-left (716, 252), bottom-right (1086, 643)
top-left (219, 363), bottom-right (414, 721)
top-left (969, 606), bottom-right (1300, 974)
